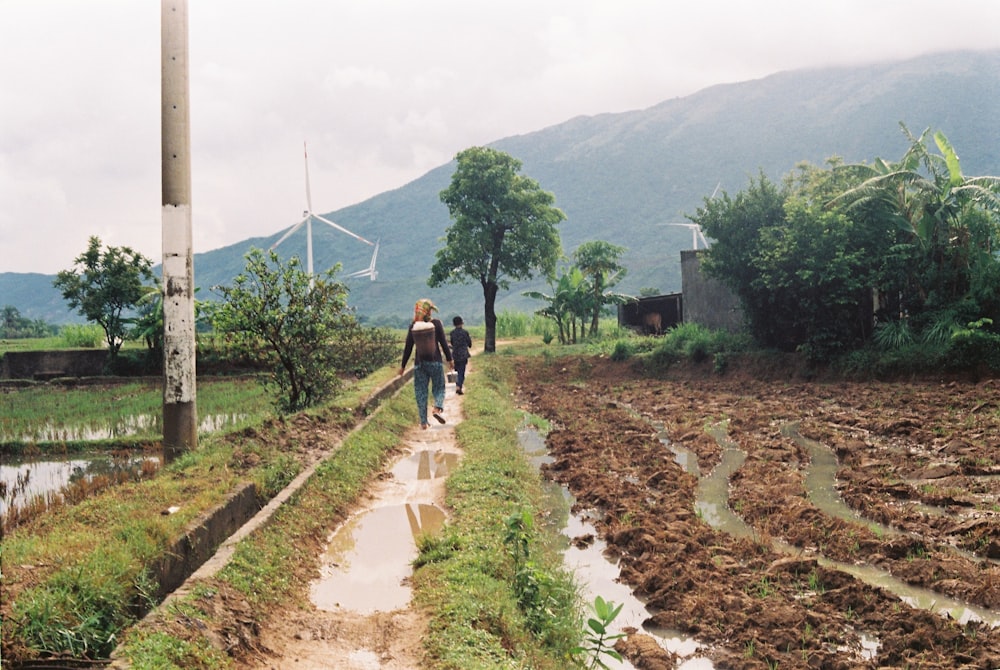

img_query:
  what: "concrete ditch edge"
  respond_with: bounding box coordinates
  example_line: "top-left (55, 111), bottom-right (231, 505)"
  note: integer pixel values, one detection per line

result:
top-left (109, 370), bottom-right (412, 667)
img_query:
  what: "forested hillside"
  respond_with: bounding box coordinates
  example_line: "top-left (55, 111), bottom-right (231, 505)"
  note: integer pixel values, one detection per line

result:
top-left (4, 50), bottom-right (998, 325)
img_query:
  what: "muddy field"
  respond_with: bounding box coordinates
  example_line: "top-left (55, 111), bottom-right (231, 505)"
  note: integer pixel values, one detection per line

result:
top-left (518, 355), bottom-right (1000, 669)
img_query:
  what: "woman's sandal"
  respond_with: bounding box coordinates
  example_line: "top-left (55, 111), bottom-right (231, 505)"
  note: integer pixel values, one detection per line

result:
top-left (432, 409), bottom-right (446, 424)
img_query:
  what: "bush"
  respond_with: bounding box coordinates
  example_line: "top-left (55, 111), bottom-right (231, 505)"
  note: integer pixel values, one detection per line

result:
top-left (326, 325), bottom-right (401, 377)
top-left (610, 340), bottom-right (633, 361)
top-left (947, 319), bottom-right (1000, 371)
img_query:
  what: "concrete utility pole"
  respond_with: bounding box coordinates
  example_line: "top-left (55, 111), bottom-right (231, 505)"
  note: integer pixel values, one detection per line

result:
top-left (161, 0), bottom-right (197, 460)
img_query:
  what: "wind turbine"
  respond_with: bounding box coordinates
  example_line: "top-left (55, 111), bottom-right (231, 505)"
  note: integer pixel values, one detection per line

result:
top-left (344, 238), bottom-right (380, 281)
top-left (270, 142), bottom-right (379, 284)
top-left (660, 223), bottom-right (710, 250)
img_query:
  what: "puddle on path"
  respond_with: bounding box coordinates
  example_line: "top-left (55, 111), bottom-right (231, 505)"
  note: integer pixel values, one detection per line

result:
top-left (309, 436), bottom-right (458, 615)
top-left (519, 426), bottom-right (716, 670)
top-left (310, 502), bottom-right (446, 614)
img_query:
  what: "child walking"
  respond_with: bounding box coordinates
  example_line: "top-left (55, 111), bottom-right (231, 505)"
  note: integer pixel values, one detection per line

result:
top-left (449, 315), bottom-right (472, 395)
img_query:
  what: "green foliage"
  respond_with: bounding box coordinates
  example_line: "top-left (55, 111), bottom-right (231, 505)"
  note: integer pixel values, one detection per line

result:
top-left (609, 340), bottom-right (634, 361)
top-left (948, 318), bottom-right (1000, 371)
top-left (53, 236), bottom-right (155, 361)
top-left (525, 244), bottom-right (633, 345)
top-left (874, 319), bottom-right (914, 350)
top-left (432, 146), bottom-right (566, 352)
top-left (59, 323), bottom-right (105, 348)
top-left (641, 323), bottom-right (749, 372)
top-left (11, 550), bottom-right (158, 659)
top-left (503, 510), bottom-right (562, 634)
top-left (693, 129), bottom-right (1000, 367)
top-left (496, 309), bottom-right (530, 338)
top-left (571, 595), bottom-right (626, 670)
top-left (116, 630), bottom-right (232, 669)
top-left (211, 248), bottom-right (358, 413)
top-left (324, 323), bottom-right (401, 378)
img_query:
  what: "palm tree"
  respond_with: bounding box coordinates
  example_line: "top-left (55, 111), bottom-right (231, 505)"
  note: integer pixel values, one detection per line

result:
top-left (830, 125), bottom-right (1000, 307)
top-left (524, 266), bottom-right (591, 344)
top-left (573, 240), bottom-right (629, 337)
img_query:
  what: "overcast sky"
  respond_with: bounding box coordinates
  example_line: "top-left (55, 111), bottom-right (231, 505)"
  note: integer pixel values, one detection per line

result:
top-left (3, 1), bottom-right (999, 275)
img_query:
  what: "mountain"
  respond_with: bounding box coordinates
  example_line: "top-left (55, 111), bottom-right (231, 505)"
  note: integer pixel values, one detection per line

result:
top-left (4, 50), bottom-right (998, 327)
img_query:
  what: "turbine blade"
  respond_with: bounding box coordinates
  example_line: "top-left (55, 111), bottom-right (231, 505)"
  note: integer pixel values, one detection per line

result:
top-left (303, 141), bottom-right (313, 214)
top-left (270, 217), bottom-right (308, 249)
top-left (313, 213), bottom-right (374, 246)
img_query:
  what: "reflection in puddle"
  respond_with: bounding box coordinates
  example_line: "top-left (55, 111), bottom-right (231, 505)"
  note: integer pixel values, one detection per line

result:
top-left (520, 423), bottom-right (715, 670)
top-left (390, 449), bottom-right (459, 481)
top-left (310, 503), bottom-right (445, 614)
top-left (310, 446), bottom-right (455, 615)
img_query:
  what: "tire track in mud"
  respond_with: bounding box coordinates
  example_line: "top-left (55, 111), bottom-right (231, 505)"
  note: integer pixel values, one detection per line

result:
top-left (517, 357), bottom-right (1000, 670)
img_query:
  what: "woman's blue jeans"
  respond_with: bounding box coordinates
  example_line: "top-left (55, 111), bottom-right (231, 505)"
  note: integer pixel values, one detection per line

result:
top-left (413, 360), bottom-right (445, 425)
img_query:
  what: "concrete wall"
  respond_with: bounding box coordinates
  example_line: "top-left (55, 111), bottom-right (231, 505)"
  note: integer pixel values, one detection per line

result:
top-left (2, 349), bottom-right (108, 380)
top-left (680, 249), bottom-right (743, 333)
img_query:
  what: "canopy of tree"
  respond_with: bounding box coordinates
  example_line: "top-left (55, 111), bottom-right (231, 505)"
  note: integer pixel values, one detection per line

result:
top-left (691, 125), bottom-right (1000, 365)
top-left (430, 146), bottom-right (565, 352)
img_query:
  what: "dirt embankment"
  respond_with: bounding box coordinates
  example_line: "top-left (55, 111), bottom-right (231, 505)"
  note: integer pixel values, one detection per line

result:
top-left (518, 355), bottom-right (999, 670)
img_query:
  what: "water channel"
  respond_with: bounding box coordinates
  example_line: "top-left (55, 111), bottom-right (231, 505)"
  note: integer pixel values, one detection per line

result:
top-left (694, 421), bottom-right (999, 628)
top-left (0, 414), bottom-right (246, 518)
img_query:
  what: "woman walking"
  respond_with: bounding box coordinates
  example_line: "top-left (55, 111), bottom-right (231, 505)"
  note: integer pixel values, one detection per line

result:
top-left (398, 299), bottom-right (453, 429)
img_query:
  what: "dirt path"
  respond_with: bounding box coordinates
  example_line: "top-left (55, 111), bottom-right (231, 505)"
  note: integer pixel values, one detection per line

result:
top-left (518, 355), bottom-right (1000, 669)
top-left (250, 385), bottom-right (465, 670)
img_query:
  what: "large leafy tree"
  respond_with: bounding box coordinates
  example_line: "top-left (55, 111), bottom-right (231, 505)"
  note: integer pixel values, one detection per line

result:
top-left (431, 146), bottom-right (565, 352)
top-left (53, 235), bottom-right (154, 360)
top-left (692, 166), bottom-right (887, 359)
top-left (211, 248), bottom-right (358, 413)
top-left (691, 173), bottom-right (787, 348)
top-left (573, 240), bottom-right (629, 337)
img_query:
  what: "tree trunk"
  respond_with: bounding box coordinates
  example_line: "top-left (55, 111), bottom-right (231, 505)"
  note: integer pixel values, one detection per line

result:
top-left (483, 280), bottom-right (498, 353)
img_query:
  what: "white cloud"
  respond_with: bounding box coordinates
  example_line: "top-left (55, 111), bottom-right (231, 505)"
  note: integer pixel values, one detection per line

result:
top-left (2, 0), bottom-right (999, 273)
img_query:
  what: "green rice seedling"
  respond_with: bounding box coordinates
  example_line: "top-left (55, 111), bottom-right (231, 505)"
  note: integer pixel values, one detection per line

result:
top-left (1, 377), bottom-right (271, 447)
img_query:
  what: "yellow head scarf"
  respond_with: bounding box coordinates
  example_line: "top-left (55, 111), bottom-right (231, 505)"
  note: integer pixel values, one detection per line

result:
top-left (414, 299), bottom-right (437, 322)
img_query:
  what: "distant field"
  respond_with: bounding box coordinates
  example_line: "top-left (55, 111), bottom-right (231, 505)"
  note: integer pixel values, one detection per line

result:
top-left (0, 376), bottom-right (272, 448)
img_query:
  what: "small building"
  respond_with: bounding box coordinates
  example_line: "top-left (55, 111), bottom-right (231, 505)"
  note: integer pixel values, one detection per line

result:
top-left (618, 293), bottom-right (682, 335)
top-left (618, 249), bottom-right (743, 335)
top-left (680, 250), bottom-right (742, 333)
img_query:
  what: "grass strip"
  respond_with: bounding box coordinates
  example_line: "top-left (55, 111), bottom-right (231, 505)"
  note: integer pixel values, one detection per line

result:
top-left (412, 354), bottom-right (582, 669)
top-left (1, 369), bottom-right (396, 664)
top-left (112, 381), bottom-right (415, 668)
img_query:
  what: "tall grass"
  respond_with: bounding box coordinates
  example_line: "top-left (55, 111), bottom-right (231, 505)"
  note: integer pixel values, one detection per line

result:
top-left (60, 324), bottom-right (105, 348)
